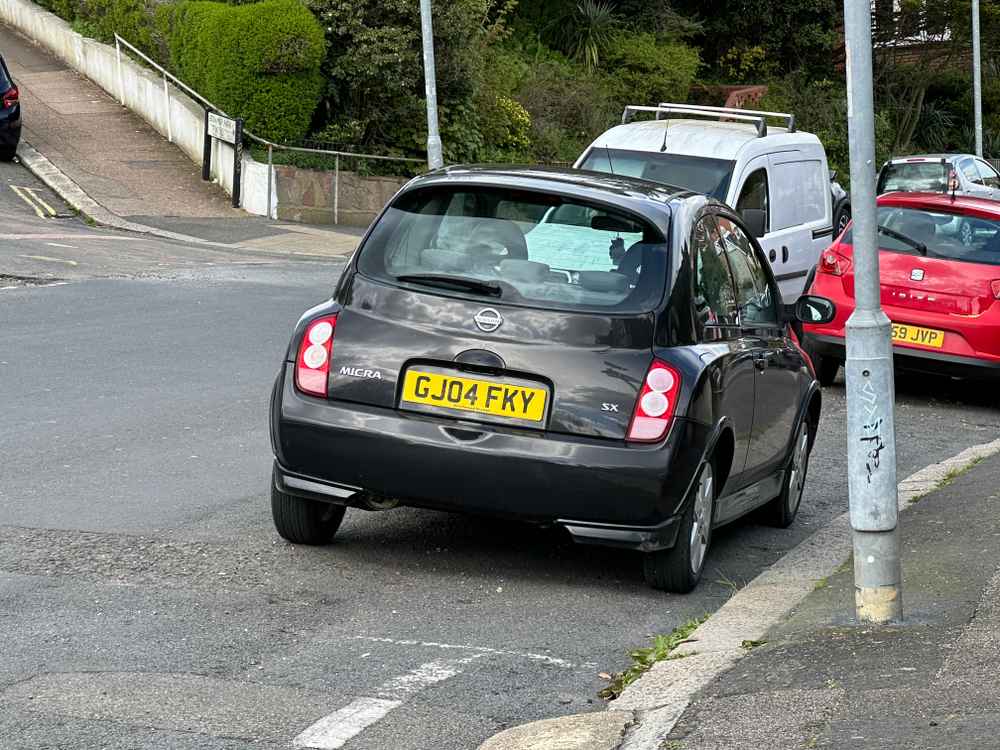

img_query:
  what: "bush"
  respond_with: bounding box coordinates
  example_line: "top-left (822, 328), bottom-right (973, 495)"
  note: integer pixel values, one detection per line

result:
top-left (160, 0), bottom-right (325, 143)
top-left (37, 0), bottom-right (157, 54)
top-left (602, 31), bottom-right (699, 106)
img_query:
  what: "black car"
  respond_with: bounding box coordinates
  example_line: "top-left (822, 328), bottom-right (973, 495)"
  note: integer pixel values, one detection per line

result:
top-left (0, 55), bottom-right (19, 161)
top-left (269, 167), bottom-right (834, 592)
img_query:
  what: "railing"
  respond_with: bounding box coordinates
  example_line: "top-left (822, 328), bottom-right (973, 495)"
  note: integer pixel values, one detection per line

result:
top-left (114, 34), bottom-right (425, 222)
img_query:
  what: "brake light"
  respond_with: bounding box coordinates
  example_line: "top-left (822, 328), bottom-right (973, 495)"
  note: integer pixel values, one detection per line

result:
top-left (819, 249), bottom-right (850, 276)
top-left (295, 315), bottom-right (337, 397)
top-left (2, 85), bottom-right (18, 109)
top-left (627, 360), bottom-right (681, 443)
top-left (991, 280), bottom-right (1000, 300)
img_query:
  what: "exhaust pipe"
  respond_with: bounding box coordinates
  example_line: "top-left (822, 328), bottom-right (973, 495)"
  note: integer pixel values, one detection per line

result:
top-left (353, 493), bottom-right (399, 512)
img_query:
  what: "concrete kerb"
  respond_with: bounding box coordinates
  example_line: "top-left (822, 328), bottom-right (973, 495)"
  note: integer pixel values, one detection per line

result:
top-left (479, 436), bottom-right (1000, 750)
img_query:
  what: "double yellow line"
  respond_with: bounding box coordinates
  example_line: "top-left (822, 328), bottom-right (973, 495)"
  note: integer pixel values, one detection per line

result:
top-left (10, 184), bottom-right (58, 218)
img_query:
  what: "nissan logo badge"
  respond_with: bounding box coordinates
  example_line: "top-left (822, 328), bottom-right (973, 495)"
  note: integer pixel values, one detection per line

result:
top-left (474, 308), bottom-right (503, 333)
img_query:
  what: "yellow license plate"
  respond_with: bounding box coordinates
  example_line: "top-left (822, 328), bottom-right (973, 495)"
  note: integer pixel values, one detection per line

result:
top-left (891, 323), bottom-right (945, 349)
top-left (401, 370), bottom-right (547, 423)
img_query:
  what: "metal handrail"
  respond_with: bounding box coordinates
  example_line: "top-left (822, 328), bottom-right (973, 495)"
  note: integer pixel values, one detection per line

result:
top-left (113, 34), bottom-right (424, 164)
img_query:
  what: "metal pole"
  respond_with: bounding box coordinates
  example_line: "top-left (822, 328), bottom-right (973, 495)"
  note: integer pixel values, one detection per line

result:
top-left (334, 154), bottom-right (340, 225)
top-left (232, 118), bottom-right (243, 209)
top-left (843, 0), bottom-right (902, 625)
top-left (267, 144), bottom-right (273, 220)
top-left (973, 0), bottom-right (984, 157)
top-left (419, 0), bottom-right (443, 170)
top-left (163, 73), bottom-right (172, 143)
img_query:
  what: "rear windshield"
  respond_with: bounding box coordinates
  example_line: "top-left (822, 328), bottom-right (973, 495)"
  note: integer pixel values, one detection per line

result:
top-left (579, 148), bottom-right (734, 200)
top-left (357, 186), bottom-right (669, 313)
top-left (878, 162), bottom-right (948, 194)
top-left (843, 206), bottom-right (1000, 266)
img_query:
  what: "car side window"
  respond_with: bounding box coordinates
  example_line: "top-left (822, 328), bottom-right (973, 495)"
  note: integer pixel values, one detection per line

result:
top-left (692, 217), bottom-right (739, 333)
top-left (960, 158), bottom-right (983, 186)
top-left (714, 216), bottom-right (778, 326)
top-left (735, 168), bottom-right (769, 232)
top-left (975, 159), bottom-right (1000, 189)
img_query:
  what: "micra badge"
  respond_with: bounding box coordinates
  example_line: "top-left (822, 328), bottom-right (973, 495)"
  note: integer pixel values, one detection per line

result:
top-left (339, 366), bottom-right (383, 380)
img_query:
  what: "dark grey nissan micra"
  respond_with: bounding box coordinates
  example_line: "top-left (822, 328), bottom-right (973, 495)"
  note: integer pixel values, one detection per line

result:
top-left (269, 166), bottom-right (834, 592)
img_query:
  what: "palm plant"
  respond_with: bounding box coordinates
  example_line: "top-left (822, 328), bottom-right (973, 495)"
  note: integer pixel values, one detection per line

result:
top-left (559, 0), bottom-right (618, 71)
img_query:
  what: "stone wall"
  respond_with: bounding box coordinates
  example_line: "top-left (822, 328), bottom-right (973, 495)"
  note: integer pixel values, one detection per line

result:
top-left (275, 165), bottom-right (409, 228)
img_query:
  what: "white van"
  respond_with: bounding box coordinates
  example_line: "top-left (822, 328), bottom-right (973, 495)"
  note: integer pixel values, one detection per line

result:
top-left (575, 104), bottom-right (835, 300)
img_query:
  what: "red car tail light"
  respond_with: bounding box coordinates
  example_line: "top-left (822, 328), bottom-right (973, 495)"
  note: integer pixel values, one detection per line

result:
top-left (295, 315), bottom-right (337, 397)
top-left (819, 249), bottom-right (850, 276)
top-left (991, 280), bottom-right (1000, 300)
top-left (627, 360), bottom-right (681, 443)
top-left (2, 85), bottom-right (18, 109)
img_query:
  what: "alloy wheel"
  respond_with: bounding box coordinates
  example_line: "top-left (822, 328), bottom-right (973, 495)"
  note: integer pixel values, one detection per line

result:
top-left (787, 426), bottom-right (810, 516)
top-left (689, 463), bottom-right (714, 575)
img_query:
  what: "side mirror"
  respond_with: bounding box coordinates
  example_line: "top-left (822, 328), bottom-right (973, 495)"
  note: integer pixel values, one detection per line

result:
top-left (793, 295), bottom-right (836, 324)
top-left (741, 208), bottom-right (767, 239)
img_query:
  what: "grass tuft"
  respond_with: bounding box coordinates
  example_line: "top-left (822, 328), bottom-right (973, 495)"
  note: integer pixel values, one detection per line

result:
top-left (599, 615), bottom-right (708, 700)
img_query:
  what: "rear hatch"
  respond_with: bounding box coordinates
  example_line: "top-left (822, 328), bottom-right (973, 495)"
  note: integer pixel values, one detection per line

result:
top-left (832, 203), bottom-right (1000, 318)
top-left (877, 159), bottom-right (949, 195)
top-left (326, 183), bottom-right (672, 440)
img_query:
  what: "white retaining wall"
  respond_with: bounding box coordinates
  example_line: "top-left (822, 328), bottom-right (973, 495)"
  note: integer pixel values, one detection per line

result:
top-left (0, 0), bottom-right (274, 216)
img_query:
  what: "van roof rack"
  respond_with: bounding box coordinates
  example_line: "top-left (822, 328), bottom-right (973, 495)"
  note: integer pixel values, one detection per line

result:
top-left (621, 103), bottom-right (796, 138)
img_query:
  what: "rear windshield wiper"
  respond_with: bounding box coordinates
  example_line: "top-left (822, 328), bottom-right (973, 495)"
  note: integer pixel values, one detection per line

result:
top-left (878, 225), bottom-right (927, 256)
top-left (396, 273), bottom-right (503, 297)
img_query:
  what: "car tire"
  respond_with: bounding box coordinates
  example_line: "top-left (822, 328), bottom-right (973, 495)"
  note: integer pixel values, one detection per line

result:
top-left (0, 145), bottom-right (16, 162)
top-left (763, 417), bottom-right (812, 528)
top-left (643, 458), bottom-right (716, 593)
top-left (835, 204), bottom-right (851, 235)
top-left (816, 355), bottom-right (840, 387)
top-left (271, 473), bottom-right (346, 545)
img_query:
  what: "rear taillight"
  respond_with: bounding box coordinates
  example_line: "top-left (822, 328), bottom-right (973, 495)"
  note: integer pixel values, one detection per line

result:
top-left (2, 85), bottom-right (18, 109)
top-left (991, 280), bottom-right (1000, 300)
top-left (819, 249), bottom-right (850, 276)
top-left (627, 360), bottom-right (681, 443)
top-left (295, 315), bottom-right (337, 397)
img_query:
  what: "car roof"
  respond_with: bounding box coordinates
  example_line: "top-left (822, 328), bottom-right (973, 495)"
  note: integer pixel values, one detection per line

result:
top-left (884, 154), bottom-right (974, 165)
top-left (878, 191), bottom-right (1000, 219)
top-left (585, 119), bottom-right (821, 161)
top-left (403, 165), bottom-right (704, 236)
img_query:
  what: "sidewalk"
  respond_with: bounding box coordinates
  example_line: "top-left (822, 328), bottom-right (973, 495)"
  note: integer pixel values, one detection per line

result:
top-left (1, 22), bottom-right (363, 258)
top-left (482, 450), bottom-right (1000, 750)
top-left (661, 452), bottom-right (1000, 749)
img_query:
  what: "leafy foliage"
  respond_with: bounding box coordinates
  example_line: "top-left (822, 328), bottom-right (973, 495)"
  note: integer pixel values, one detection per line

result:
top-left (159, 0), bottom-right (325, 142)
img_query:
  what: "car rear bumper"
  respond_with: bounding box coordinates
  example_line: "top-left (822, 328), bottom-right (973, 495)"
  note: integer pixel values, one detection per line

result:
top-left (806, 333), bottom-right (1000, 379)
top-left (271, 365), bottom-right (709, 551)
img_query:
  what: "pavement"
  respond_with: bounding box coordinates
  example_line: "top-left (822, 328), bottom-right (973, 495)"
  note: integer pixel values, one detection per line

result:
top-left (0, 21), bottom-right (365, 259)
top-left (481, 450), bottom-right (1000, 750)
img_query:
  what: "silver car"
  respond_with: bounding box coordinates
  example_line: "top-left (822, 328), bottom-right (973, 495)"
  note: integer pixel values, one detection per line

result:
top-left (877, 154), bottom-right (1000, 202)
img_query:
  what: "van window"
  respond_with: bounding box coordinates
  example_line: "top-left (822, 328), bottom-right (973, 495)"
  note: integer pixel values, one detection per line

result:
top-left (769, 160), bottom-right (825, 229)
top-left (736, 168), bottom-right (769, 232)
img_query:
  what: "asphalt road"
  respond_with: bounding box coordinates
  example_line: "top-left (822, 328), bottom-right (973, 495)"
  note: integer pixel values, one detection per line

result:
top-left (2, 154), bottom-right (999, 749)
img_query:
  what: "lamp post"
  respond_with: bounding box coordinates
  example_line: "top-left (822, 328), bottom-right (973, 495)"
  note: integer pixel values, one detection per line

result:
top-left (973, 0), bottom-right (984, 158)
top-left (843, 0), bottom-right (902, 624)
top-left (419, 0), bottom-right (444, 170)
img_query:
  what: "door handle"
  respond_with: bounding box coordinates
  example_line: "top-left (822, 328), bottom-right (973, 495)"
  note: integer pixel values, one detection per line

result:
top-left (781, 246), bottom-right (789, 263)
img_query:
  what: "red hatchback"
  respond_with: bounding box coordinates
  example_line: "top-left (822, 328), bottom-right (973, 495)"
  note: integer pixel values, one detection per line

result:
top-left (803, 191), bottom-right (1000, 384)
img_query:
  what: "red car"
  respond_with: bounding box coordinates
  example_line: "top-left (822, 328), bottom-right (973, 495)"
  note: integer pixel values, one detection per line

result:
top-left (803, 191), bottom-right (1000, 385)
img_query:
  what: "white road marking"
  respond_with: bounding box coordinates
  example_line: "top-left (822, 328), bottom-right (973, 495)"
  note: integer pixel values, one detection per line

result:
top-left (292, 697), bottom-right (401, 750)
top-left (19, 254), bottom-right (77, 266)
top-left (45, 242), bottom-right (76, 249)
top-left (0, 233), bottom-right (149, 241)
top-left (293, 655), bottom-right (482, 750)
top-left (352, 635), bottom-right (589, 669)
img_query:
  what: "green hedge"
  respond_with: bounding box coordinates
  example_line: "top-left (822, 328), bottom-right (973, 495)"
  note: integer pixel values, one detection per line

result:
top-left (159, 0), bottom-right (325, 143)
